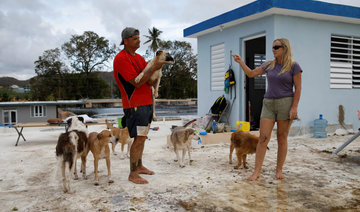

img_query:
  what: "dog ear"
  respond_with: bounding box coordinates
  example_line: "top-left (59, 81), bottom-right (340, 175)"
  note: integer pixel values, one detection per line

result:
top-left (77, 116), bottom-right (85, 123)
top-left (97, 133), bottom-right (103, 140)
top-left (66, 118), bottom-right (72, 125)
top-left (156, 50), bottom-right (163, 56)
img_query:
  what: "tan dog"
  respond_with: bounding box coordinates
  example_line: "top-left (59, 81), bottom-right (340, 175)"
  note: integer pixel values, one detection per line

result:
top-left (229, 131), bottom-right (261, 169)
top-left (47, 118), bottom-right (63, 124)
top-left (134, 50), bottom-right (174, 120)
top-left (170, 119), bottom-right (199, 167)
top-left (87, 130), bottom-right (114, 185)
top-left (105, 120), bottom-right (133, 157)
top-left (57, 108), bottom-right (76, 120)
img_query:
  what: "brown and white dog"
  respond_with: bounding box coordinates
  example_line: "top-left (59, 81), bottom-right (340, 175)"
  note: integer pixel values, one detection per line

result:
top-left (134, 50), bottom-right (174, 120)
top-left (170, 119), bottom-right (199, 167)
top-left (55, 116), bottom-right (88, 193)
top-left (87, 130), bottom-right (114, 185)
top-left (229, 131), bottom-right (264, 169)
top-left (105, 120), bottom-right (133, 158)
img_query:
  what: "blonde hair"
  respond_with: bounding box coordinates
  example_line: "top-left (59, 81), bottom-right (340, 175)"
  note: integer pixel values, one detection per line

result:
top-left (265, 38), bottom-right (294, 74)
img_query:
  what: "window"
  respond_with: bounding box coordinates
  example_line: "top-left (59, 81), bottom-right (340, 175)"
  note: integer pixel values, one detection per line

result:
top-left (3, 110), bottom-right (17, 124)
top-left (31, 105), bottom-right (47, 117)
top-left (330, 35), bottom-right (360, 89)
top-left (254, 54), bottom-right (266, 90)
top-left (211, 43), bottom-right (225, 91)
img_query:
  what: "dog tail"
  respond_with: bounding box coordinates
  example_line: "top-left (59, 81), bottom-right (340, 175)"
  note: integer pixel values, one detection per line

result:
top-left (105, 120), bottom-right (114, 130)
top-left (183, 119), bottom-right (197, 128)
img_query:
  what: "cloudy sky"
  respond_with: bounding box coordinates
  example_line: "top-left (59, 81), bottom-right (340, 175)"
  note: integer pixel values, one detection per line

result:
top-left (1, 0), bottom-right (359, 80)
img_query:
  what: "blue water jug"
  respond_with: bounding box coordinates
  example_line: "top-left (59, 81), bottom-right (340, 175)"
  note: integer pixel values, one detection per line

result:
top-left (212, 120), bottom-right (217, 134)
top-left (313, 114), bottom-right (328, 138)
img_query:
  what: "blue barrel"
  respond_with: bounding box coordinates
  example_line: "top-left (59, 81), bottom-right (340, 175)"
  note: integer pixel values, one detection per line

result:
top-left (313, 114), bottom-right (328, 138)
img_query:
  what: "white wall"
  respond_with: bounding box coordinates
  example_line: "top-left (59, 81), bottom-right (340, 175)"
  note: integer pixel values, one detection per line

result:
top-left (197, 16), bottom-right (275, 128)
top-left (273, 15), bottom-right (360, 131)
top-left (197, 14), bottom-right (360, 131)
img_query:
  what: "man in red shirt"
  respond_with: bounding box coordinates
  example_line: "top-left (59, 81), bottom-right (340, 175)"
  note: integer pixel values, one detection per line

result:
top-left (113, 27), bottom-right (167, 184)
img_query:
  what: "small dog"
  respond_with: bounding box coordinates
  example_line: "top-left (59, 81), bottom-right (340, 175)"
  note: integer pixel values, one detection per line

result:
top-left (170, 119), bottom-right (199, 167)
top-left (229, 131), bottom-right (263, 169)
top-left (67, 116), bottom-right (88, 179)
top-left (87, 130), bottom-right (114, 185)
top-left (134, 50), bottom-right (174, 120)
top-left (105, 120), bottom-right (133, 157)
top-left (47, 118), bottom-right (63, 124)
top-left (56, 116), bottom-right (88, 193)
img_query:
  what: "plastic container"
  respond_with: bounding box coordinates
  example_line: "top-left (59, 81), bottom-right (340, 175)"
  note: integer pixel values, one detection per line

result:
top-left (117, 117), bottom-right (123, 128)
top-left (313, 114), bottom-right (328, 138)
top-left (236, 121), bottom-right (250, 132)
top-left (212, 120), bottom-right (217, 134)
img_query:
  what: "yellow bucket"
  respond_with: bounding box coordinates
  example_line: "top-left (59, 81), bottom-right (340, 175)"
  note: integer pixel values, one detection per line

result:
top-left (236, 121), bottom-right (250, 132)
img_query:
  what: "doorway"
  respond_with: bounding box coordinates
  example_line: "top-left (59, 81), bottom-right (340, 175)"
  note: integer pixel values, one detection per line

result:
top-left (244, 36), bottom-right (266, 130)
top-left (3, 110), bottom-right (17, 125)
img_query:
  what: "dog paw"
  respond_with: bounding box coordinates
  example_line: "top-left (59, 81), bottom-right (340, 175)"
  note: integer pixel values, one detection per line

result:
top-left (108, 179), bottom-right (114, 184)
top-left (67, 190), bottom-right (76, 194)
top-left (244, 166), bottom-right (249, 169)
top-left (234, 166), bottom-right (239, 169)
top-left (94, 181), bottom-right (99, 186)
top-left (174, 159), bottom-right (178, 162)
top-left (229, 161), bottom-right (233, 164)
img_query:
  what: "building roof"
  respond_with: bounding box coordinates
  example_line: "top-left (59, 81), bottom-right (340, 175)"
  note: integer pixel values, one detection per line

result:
top-left (184, 0), bottom-right (360, 38)
top-left (0, 100), bottom-right (87, 107)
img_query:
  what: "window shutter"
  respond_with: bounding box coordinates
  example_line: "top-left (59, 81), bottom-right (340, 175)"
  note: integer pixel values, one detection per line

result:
top-left (254, 54), bottom-right (266, 90)
top-left (353, 37), bottom-right (360, 88)
top-left (330, 35), bottom-right (360, 89)
top-left (211, 43), bottom-right (225, 91)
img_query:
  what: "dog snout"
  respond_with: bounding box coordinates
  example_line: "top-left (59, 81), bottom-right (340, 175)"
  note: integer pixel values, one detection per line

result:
top-left (165, 54), bottom-right (174, 62)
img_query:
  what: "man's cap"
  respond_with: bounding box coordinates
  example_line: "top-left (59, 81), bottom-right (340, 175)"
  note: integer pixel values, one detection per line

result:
top-left (121, 27), bottom-right (139, 45)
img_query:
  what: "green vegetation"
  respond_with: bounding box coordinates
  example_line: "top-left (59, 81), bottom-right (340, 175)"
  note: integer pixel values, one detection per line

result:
top-left (2, 28), bottom-right (197, 101)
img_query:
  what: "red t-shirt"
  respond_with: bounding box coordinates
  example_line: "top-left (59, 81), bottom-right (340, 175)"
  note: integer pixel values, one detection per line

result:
top-left (113, 50), bottom-right (152, 109)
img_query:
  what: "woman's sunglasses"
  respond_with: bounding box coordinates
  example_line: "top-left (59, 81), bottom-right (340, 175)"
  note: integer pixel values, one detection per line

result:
top-left (272, 45), bottom-right (283, 50)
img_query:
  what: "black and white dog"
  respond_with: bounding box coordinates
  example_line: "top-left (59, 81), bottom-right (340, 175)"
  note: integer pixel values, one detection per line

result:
top-left (56, 116), bottom-right (88, 193)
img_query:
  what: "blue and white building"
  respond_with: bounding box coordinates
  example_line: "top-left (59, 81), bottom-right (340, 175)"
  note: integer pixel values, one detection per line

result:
top-left (184, 0), bottom-right (360, 134)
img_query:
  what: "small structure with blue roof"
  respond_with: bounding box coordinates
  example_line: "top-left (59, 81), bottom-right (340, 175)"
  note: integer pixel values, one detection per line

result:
top-left (184, 0), bottom-right (360, 134)
top-left (0, 100), bottom-right (86, 125)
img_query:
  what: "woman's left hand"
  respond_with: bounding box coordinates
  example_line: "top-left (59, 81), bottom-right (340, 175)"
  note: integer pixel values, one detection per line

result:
top-left (289, 107), bottom-right (298, 120)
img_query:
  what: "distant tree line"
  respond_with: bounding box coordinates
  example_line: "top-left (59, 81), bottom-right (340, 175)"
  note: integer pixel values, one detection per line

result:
top-left (25, 27), bottom-right (197, 101)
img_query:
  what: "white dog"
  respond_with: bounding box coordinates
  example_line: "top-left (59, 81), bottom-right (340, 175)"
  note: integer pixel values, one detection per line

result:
top-left (56, 116), bottom-right (88, 193)
top-left (134, 50), bottom-right (174, 120)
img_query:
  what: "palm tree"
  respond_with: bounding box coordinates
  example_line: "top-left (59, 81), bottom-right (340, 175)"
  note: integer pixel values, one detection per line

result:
top-left (143, 27), bottom-right (163, 55)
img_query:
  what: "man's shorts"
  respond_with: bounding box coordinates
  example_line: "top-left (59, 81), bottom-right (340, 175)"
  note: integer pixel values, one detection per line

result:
top-left (260, 97), bottom-right (293, 121)
top-left (123, 105), bottom-right (153, 138)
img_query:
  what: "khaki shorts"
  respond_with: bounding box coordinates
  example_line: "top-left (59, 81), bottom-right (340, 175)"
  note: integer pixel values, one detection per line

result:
top-left (260, 97), bottom-right (293, 121)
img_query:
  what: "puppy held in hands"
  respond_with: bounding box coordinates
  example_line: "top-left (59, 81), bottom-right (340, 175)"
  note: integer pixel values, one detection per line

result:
top-left (229, 131), bottom-right (264, 169)
top-left (134, 50), bottom-right (174, 120)
top-left (87, 130), bottom-right (114, 186)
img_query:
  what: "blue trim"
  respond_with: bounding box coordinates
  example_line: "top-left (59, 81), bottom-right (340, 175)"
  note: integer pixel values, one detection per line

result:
top-left (184, 0), bottom-right (360, 37)
top-left (0, 102), bottom-right (86, 107)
